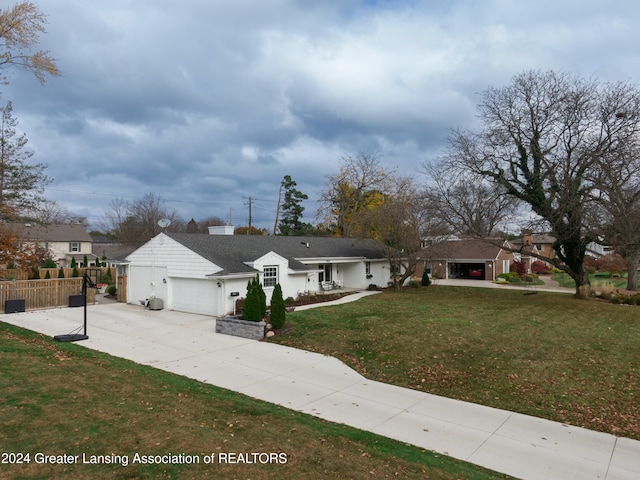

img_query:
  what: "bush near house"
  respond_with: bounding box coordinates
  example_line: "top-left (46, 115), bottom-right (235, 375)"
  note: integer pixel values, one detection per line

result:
top-left (421, 269), bottom-right (431, 286)
top-left (42, 258), bottom-right (57, 268)
top-left (242, 277), bottom-right (263, 322)
top-left (270, 283), bottom-right (286, 329)
top-left (510, 261), bottom-right (526, 276)
top-left (531, 260), bottom-right (551, 274)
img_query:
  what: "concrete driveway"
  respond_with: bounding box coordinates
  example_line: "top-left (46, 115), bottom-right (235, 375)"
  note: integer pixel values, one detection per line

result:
top-left (3, 302), bottom-right (639, 480)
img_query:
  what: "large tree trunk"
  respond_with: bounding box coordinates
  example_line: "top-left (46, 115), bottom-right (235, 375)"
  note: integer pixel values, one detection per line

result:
top-left (570, 268), bottom-right (591, 298)
top-left (555, 236), bottom-right (591, 298)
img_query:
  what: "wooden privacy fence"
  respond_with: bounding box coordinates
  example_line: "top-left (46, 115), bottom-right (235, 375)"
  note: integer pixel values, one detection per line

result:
top-left (117, 274), bottom-right (127, 303)
top-left (0, 278), bottom-right (96, 313)
top-left (0, 267), bottom-right (116, 282)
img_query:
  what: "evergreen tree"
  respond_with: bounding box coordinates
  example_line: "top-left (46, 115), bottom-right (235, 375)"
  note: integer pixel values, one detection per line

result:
top-left (255, 275), bottom-right (267, 318)
top-left (277, 175), bottom-right (309, 235)
top-left (0, 101), bottom-right (51, 218)
top-left (43, 258), bottom-right (56, 268)
top-left (270, 283), bottom-right (286, 329)
top-left (57, 267), bottom-right (64, 278)
top-left (242, 277), bottom-right (261, 321)
top-left (186, 218), bottom-right (198, 233)
top-left (44, 269), bottom-right (50, 279)
top-left (421, 268), bottom-right (431, 287)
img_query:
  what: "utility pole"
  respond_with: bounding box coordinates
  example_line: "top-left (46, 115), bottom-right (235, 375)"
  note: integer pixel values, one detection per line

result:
top-left (273, 183), bottom-right (283, 235)
top-left (245, 196), bottom-right (253, 234)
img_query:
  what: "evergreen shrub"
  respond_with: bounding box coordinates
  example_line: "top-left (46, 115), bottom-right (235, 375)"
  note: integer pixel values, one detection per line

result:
top-left (270, 283), bottom-right (286, 329)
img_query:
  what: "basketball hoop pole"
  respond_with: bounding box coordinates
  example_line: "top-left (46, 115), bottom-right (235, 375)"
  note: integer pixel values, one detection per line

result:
top-left (54, 270), bottom-right (99, 343)
top-left (82, 272), bottom-right (91, 337)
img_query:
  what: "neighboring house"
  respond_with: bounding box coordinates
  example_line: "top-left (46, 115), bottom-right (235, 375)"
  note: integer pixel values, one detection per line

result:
top-left (511, 232), bottom-right (554, 269)
top-left (91, 234), bottom-right (137, 268)
top-left (123, 227), bottom-right (392, 316)
top-left (511, 231), bottom-right (612, 268)
top-left (419, 237), bottom-right (515, 281)
top-left (10, 223), bottom-right (95, 267)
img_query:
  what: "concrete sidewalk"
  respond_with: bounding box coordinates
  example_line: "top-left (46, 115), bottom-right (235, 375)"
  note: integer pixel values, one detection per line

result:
top-left (435, 277), bottom-right (574, 294)
top-left (2, 302), bottom-right (639, 480)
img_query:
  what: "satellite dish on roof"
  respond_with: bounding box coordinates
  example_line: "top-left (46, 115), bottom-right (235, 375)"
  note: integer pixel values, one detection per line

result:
top-left (158, 218), bottom-right (171, 229)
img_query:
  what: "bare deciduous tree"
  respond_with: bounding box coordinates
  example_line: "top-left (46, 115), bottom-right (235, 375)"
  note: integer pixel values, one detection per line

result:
top-left (100, 192), bottom-right (182, 245)
top-left (423, 160), bottom-right (521, 237)
top-left (439, 70), bottom-right (640, 297)
top-left (592, 144), bottom-right (640, 290)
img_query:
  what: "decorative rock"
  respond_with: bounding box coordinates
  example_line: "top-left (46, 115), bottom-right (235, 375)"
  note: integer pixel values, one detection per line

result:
top-left (265, 331), bottom-right (275, 338)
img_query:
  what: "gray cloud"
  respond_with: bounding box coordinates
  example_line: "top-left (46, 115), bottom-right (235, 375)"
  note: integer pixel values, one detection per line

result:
top-left (3, 0), bottom-right (640, 228)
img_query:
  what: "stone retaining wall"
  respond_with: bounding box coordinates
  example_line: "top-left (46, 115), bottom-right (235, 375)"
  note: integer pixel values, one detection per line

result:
top-left (215, 317), bottom-right (265, 340)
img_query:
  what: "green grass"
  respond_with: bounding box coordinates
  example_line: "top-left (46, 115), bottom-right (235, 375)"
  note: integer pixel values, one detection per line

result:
top-left (551, 272), bottom-right (630, 289)
top-left (271, 286), bottom-right (640, 440)
top-left (0, 322), bottom-right (512, 480)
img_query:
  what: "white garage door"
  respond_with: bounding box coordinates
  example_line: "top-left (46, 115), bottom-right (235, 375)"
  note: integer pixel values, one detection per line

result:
top-left (170, 277), bottom-right (218, 315)
top-left (129, 265), bottom-right (168, 306)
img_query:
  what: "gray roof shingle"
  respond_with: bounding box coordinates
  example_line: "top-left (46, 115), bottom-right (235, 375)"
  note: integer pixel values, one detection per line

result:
top-left (8, 223), bottom-right (92, 242)
top-left (165, 233), bottom-right (387, 275)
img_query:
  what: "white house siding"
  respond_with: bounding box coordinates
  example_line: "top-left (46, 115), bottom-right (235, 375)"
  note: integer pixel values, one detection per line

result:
top-left (127, 235), bottom-right (220, 278)
top-left (217, 276), bottom-right (256, 316)
top-left (128, 265), bottom-right (168, 306)
top-left (170, 277), bottom-right (218, 315)
top-left (126, 234), bottom-right (221, 308)
top-left (251, 251), bottom-right (309, 305)
top-left (368, 260), bottom-right (389, 287)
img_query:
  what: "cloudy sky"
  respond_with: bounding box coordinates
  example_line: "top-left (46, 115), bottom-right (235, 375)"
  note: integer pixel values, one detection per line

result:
top-left (4, 0), bottom-right (640, 230)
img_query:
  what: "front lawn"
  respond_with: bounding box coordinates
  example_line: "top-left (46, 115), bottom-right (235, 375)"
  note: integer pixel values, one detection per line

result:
top-left (270, 286), bottom-right (640, 440)
top-left (0, 322), bottom-right (511, 480)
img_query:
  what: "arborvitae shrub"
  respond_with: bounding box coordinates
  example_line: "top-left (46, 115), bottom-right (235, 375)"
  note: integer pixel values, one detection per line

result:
top-left (421, 269), bottom-right (431, 286)
top-left (58, 267), bottom-right (65, 278)
top-left (43, 258), bottom-right (56, 268)
top-left (242, 278), bottom-right (262, 321)
top-left (270, 283), bottom-right (286, 329)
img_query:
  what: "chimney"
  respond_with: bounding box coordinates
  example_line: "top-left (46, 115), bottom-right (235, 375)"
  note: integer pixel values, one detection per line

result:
top-left (208, 225), bottom-right (235, 235)
top-left (522, 230), bottom-right (533, 246)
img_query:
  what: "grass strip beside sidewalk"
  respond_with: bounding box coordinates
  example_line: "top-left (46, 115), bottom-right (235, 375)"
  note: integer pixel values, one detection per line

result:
top-left (0, 322), bottom-right (511, 480)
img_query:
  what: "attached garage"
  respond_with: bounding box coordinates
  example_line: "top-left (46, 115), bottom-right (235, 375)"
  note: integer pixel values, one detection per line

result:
top-left (170, 277), bottom-right (218, 315)
top-left (424, 238), bottom-right (515, 281)
top-left (448, 262), bottom-right (486, 280)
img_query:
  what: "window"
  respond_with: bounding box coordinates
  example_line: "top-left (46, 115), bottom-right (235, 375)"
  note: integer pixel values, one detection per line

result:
top-left (263, 266), bottom-right (278, 287)
top-left (319, 264), bottom-right (332, 283)
top-left (365, 262), bottom-right (371, 275)
top-left (69, 242), bottom-right (80, 252)
top-left (502, 260), bottom-right (510, 274)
